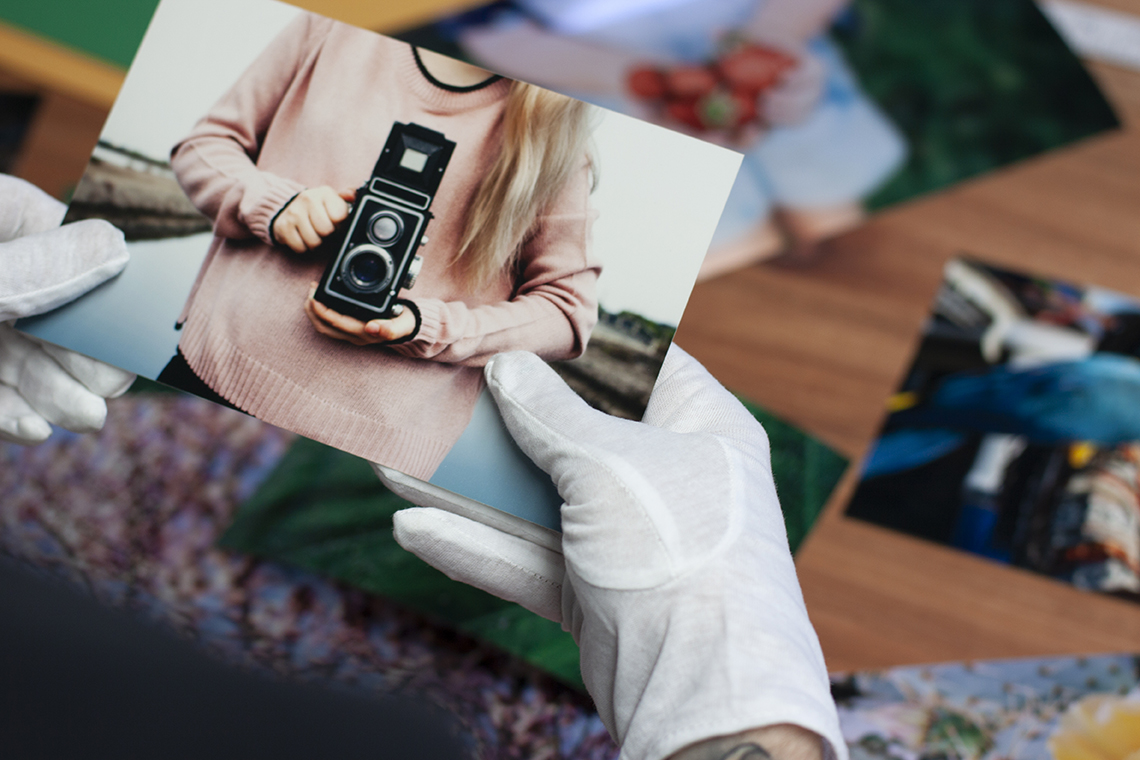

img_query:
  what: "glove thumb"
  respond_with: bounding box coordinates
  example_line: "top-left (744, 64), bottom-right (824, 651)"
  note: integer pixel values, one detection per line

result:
top-left (0, 219), bottom-right (128, 321)
top-left (486, 351), bottom-right (731, 592)
top-left (484, 351), bottom-right (645, 508)
top-left (0, 175), bottom-right (66, 241)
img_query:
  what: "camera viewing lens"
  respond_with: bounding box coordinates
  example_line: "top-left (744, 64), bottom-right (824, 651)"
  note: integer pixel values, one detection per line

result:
top-left (368, 211), bottom-right (403, 246)
top-left (341, 245), bottom-right (393, 293)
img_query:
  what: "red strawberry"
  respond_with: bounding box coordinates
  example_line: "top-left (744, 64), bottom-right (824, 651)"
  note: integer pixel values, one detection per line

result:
top-left (627, 66), bottom-right (667, 100)
top-left (666, 65), bottom-right (718, 99)
top-left (665, 98), bottom-right (705, 131)
top-left (718, 44), bottom-right (796, 93)
top-left (730, 89), bottom-right (758, 126)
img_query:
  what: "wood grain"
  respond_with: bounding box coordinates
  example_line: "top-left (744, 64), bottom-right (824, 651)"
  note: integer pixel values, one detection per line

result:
top-left (676, 38), bottom-right (1140, 670)
top-left (0, 23), bottom-right (124, 108)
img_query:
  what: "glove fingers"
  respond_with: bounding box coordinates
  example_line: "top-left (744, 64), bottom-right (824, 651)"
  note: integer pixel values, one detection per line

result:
top-left (16, 348), bottom-right (107, 433)
top-left (0, 322), bottom-right (37, 387)
top-left (643, 344), bottom-right (770, 461)
top-left (393, 507), bottom-right (565, 623)
top-left (0, 219), bottom-right (128, 321)
top-left (38, 341), bottom-right (136, 398)
top-left (0, 384), bottom-right (52, 444)
top-left (0, 175), bottom-right (66, 241)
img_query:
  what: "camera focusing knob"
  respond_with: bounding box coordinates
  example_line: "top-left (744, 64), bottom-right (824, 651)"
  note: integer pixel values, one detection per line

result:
top-left (419, 236), bottom-right (429, 247)
top-left (402, 254), bottom-right (423, 290)
top-left (390, 304), bottom-right (404, 317)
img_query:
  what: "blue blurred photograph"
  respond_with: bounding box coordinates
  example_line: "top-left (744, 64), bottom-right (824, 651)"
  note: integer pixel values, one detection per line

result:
top-left (848, 258), bottom-right (1140, 604)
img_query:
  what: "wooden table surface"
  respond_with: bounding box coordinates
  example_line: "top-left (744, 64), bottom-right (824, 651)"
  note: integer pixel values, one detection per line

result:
top-left (676, 47), bottom-right (1140, 671)
top-left (6, 0), bottom-right (1140, 674)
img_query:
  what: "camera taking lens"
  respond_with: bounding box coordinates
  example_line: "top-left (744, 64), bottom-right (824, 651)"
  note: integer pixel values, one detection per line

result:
top-left (342, 246), bottom-right (394, 293)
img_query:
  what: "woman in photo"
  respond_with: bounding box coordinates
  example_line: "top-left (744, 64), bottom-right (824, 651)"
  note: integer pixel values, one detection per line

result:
top-left (161, 12), bottom-right (601, 480)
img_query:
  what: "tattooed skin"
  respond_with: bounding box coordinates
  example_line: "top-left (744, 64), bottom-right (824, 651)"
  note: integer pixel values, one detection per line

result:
top-left (721, 744), bottom-right (773, 760)
top-left (668, 725), bottom-right (821, 760)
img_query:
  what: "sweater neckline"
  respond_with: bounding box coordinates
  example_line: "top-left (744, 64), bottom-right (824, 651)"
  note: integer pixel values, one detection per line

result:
top-left (411, 46), bottom-right (503, 93)
top-left (398, 44), bottom-right (510, 111)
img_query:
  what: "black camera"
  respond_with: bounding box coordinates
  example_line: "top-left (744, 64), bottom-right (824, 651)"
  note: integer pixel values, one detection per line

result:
top-left (315, 122), bottom-right (455, 322)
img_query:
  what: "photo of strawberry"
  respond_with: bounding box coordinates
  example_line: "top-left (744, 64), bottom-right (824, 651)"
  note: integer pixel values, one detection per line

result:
top-left (625, 43), bottom-right (798, 135)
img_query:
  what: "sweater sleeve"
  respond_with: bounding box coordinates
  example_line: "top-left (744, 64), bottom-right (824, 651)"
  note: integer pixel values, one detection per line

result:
top-left (390, 161), bottom-right (602, 368)
top-left (170, 13), bottom-right (329, 244)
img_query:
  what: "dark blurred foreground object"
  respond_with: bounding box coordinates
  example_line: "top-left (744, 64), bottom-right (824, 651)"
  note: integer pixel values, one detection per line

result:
top-left (0, 557), bottom-right (467, 760)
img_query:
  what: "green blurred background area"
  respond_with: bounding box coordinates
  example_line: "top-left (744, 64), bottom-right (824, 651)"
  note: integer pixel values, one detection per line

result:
top-left (832, 0), bottom-right (1118, 209)
top-left (0, 0), bottom-right (158, 68)
top-left (214, 404), bottom-right (847, 689)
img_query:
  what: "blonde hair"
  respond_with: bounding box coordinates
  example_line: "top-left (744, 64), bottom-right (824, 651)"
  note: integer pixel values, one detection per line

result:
top-left (454, 82), bottom-right (596, 287)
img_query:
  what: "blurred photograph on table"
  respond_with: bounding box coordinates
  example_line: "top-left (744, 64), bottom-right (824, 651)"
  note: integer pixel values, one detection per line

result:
top-left (832, 651), bottom-right (1140, 760)
top-left (849, 257), bottom-right (1140, 604)
top-left (395, 0), bottom-right (1120, 278)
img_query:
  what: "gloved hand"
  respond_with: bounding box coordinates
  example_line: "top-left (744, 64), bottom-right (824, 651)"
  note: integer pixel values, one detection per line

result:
top-left (0, 174), bottom-right (134, 444)
top-left (374, 346), bottom-right (846, 760)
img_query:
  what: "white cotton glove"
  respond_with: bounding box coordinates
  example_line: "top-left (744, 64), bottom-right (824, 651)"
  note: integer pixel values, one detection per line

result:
top-left (0, 174), bottom-right (134, 444)
top-left (374, 346), bottom-right (846, 760)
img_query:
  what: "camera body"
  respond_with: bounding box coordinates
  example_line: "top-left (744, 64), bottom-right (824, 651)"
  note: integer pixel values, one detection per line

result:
top-left (315, 122), bottom-right (455, 322)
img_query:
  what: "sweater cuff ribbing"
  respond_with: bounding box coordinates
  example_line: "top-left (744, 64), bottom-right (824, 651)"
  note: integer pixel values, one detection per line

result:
top-left (392, 297), bottom-right (444, 358)
top-left (245, 175), bottom-right (307, 245)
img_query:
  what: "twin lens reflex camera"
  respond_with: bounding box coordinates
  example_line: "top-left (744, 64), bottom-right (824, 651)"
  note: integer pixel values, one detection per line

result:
top-left (315, 122), bottom-right (455, 322)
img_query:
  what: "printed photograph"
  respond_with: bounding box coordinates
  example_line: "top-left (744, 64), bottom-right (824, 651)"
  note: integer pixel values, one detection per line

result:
top-left (848, 258), bottom-right (1140, 603)
top-left (17, 0), bottom-right (740, 527)
top-left (395, 0), bottom-right (1119, 276)
top-left (833, 652), bottom-right (1140, 760)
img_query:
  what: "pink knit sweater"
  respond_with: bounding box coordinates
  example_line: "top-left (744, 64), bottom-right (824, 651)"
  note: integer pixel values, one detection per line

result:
top-left (170, 13), bottom-right (600, 479)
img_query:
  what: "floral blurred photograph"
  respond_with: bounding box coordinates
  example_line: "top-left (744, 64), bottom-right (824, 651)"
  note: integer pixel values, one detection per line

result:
top-left (833, 653), bottom-right (1140, 760)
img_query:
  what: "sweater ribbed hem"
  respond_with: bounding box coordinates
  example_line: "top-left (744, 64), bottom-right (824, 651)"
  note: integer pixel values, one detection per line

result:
top-left (178, 318), bottom-right (454, 480)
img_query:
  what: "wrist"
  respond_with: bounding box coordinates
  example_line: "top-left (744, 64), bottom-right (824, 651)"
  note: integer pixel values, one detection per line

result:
top-left (667, 725), bottom-right (824, 760)
top-left (388, 297), bottom-right (443, 355)
top-left (268, 191), bottom-right (301, 247)
top-left (244, 175), bottom-right (306, 245)
top-left (379, 299), bottom-right (422, 345)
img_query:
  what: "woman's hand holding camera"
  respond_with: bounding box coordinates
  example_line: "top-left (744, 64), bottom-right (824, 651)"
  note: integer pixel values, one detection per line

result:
top-left (304, 282), bottom-right (416, 346)
top-left (272, 186), bottom-right (355, 254)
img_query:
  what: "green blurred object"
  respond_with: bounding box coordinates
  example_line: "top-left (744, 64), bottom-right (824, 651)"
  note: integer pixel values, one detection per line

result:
top-left (832, 0), bottom-right (1119, 209)
top-left (0, 0), bottom-right (158, 68)
top-left (221, 395), bottom-right (847, 688)
top-left (219, 435), bottom-right (587, 689)
top-left (739, 397), bottom-right (848, 554)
